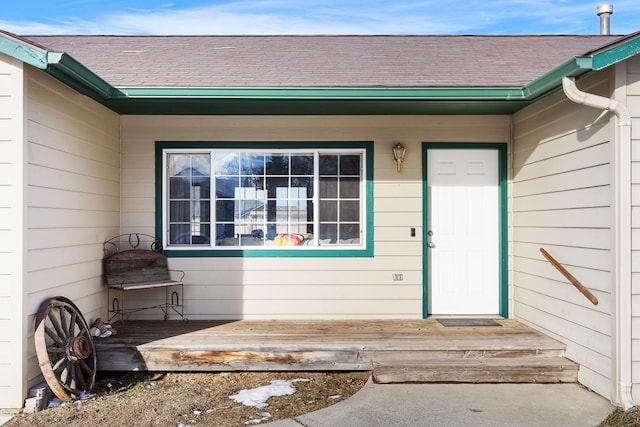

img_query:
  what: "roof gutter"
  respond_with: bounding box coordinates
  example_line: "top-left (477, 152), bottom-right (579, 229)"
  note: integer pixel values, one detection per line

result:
top-left (46, 52), bottom-right (119, 100)
top-left (523, 56), bottom-right (593, 99)
top-left (562, 76), bottom-right (634, 410)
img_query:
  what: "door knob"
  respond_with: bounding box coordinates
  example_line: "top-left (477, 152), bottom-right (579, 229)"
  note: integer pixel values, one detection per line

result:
top-left (427, 230), bottom-right (435, 248)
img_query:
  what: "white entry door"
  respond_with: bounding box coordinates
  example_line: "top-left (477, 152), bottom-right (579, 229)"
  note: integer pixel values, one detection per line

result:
top-left (427, 149), bottom-right (500, 316)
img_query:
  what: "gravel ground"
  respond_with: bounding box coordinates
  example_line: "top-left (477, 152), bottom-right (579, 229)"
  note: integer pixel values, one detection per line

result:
top-left (4, 371), bottom-right (370, 427)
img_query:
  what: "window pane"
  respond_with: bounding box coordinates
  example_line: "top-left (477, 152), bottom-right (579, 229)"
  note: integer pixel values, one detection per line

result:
top-left (319, 177), bottom-right (337, 198)
top-left (167, 153), bottom-right (211, 246)
top-left (320, 200), bottom-right (337, 221)
top-left (266, 154), bottom-right (289, 175)
top-left (170, 201), bottom-right (190, 222)
top-left (266, 177), bottom-right (289, 198)
top-left (192, 225), bottom-right (211, 244)
top-left (339, 224), bottom-right (360, 241)
top-left (216, 224), bottom-right (235, 240)
top-left (340, 201), bottom-right (360, 222)
top-left (192, 177), bottom-right (210, 199)
top-left (216, 177), bottom-right (238, 198)
top-left (291, 154), bottom-right (313, 175)
top-left (319, 224), bottom-right (337, 243)
top-left (170, 224), bottom-right (191, 244)
top-left (291, 177), bottom-right (313, 197)
top-left (242, 175), bottom-right (264, 189)
top-left (240, 153), bottom-right (264, 175)
top-left (216, 200), bottom-right (235, 221)
top-left (214, 152), bottom-right (238, 175)
top-left (340, 177), bottom-right (360, 198)
top-left (319, 155), bottom-right (338, 174)
top-left (340, 155), bottom-right (360, 175)
top-left (168, 154), bottom-right (191, 177)
top-left (169, 177), bottom-right (191, 199)
top-left (194, 201), bottom-right (211, 222)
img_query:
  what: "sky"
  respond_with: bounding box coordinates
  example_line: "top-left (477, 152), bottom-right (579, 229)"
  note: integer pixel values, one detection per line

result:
top-left (1, 0), bottom-right (639, 36)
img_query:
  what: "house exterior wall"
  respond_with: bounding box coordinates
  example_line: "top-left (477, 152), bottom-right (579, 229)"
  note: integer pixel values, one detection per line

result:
top-left (512, 70), bottom-right (615, 400)
top-left (627, 54), bottom-right (640, 404)
top-left (121, 115), bottom-right (510, 320)
top-left (22, 68), bottom-right (120, 402)
top-left (0, 53), bottom-right (26, 409)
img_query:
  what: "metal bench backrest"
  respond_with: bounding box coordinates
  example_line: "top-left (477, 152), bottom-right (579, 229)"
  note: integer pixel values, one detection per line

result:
top-left (104, 249), bottom-right (171, 286)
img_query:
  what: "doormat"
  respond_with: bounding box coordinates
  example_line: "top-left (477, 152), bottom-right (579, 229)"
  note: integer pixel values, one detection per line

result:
top-left (438, 319), bottom-right (502, 327)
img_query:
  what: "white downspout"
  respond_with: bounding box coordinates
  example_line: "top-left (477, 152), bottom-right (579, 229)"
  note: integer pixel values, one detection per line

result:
top-left (562, 76), bottom-right (634, 409)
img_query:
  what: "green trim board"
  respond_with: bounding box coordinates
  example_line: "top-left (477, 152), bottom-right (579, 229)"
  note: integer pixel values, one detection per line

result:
top-left (592, 32), bottom-right (640, 70)
top-left (0, 33), bottom-right (47, 68)
top-left (103, 98), bottom-right (529, 115)
top-left (155, 140), bottom-right (374, 258)
top-left (421, 142), bottom-right (508, 319)
top-left (119, 86), bottom-right (526, 100)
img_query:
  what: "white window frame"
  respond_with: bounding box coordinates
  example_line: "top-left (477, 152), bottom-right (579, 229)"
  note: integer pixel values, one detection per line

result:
top-left (161, 147), bottom-right (367, 252)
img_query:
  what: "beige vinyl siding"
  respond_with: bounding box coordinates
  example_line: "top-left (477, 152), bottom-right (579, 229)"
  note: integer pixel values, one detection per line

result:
top-left (627, 55), bottom-right (640, 403)
top-left (0, 54), bottom-right (25, 409)
top-left (121, 115), bottom-right (509, 319)
top-left (24, 68), bottom-right (120, 391)
top-left (512, 70), bottom-right (614, 400)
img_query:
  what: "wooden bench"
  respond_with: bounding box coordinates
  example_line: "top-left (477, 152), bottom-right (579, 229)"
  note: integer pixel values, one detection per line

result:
top-left (104, 234), bottom-right (185, 323)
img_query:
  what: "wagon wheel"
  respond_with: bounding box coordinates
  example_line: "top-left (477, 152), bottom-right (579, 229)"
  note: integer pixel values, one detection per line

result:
top-left (34, 296), bottom-right (97, 401)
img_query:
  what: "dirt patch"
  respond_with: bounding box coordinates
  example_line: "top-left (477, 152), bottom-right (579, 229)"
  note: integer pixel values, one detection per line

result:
top-left (5, 371), bottom-right (370, 427)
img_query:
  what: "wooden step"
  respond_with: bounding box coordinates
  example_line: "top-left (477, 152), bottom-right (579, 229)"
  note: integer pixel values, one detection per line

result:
top-left (373, 356), bottom-right (579, 384)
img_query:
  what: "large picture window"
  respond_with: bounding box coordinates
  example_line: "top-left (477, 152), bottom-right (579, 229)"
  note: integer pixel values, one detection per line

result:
top-left (158, 142), bottom-right (372, 255)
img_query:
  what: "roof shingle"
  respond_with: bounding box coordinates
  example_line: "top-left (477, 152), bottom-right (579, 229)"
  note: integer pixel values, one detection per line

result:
top-left (22, 34), bottom-right (622, 88)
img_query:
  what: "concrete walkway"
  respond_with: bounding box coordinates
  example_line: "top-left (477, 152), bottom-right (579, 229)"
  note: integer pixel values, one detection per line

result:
top-left (270, 380), bottom-right (615, 427)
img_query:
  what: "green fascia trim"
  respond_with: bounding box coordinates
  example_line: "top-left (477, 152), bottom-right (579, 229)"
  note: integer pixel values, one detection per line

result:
top-left (106, 98), bottom-right (528, 115)
top-left (421, 142), bottom-right (508, 319)
top-left (593, 36), bottom-right (640, 70)
top-left (46, 52), bottom-right (120, 100)
top-left (523, 56), bottom-right (593, 99)
top-left (0, 34), bottom-right (47, 68)
top-left (118, 86), bottom-right (525, 101)
top-left (155, 140), bottom-right (374, 258)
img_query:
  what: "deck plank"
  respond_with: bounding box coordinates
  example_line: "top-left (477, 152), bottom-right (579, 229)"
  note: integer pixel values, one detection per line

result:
top-left (95, 318), bottom-right (574, 382)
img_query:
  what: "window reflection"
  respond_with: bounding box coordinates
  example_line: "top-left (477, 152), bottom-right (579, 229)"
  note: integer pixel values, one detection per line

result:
top-left (167, 150), bottom-right (363, 248)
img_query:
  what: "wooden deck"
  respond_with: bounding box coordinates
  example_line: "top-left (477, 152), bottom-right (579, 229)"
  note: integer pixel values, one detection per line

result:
top-left (95, 319), bottom-right (579, 383)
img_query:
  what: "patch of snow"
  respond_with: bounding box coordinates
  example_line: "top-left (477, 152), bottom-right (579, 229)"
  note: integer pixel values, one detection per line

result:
top-left (229, 380), bottom-right (297, 409)
top-left (245, 412), bottom-right (272, 425)
top-left (329, 395), bottom-right (342, 399)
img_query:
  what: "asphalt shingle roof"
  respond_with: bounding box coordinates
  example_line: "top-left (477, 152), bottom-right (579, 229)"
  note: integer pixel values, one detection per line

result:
top-left (22, 34), bottom-right (622, 89)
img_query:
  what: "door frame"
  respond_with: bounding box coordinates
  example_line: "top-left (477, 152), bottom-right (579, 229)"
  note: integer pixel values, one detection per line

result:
top-left (422, 142), bottom-right (508, 318)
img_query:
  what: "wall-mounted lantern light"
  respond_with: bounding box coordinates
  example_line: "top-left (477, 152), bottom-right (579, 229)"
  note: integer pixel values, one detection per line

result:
top-left (392, 143), bottom-right (406, 172)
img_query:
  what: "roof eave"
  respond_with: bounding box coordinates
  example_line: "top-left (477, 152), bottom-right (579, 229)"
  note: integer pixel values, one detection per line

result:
top-left (4, 31), bottom-right (640, 115)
